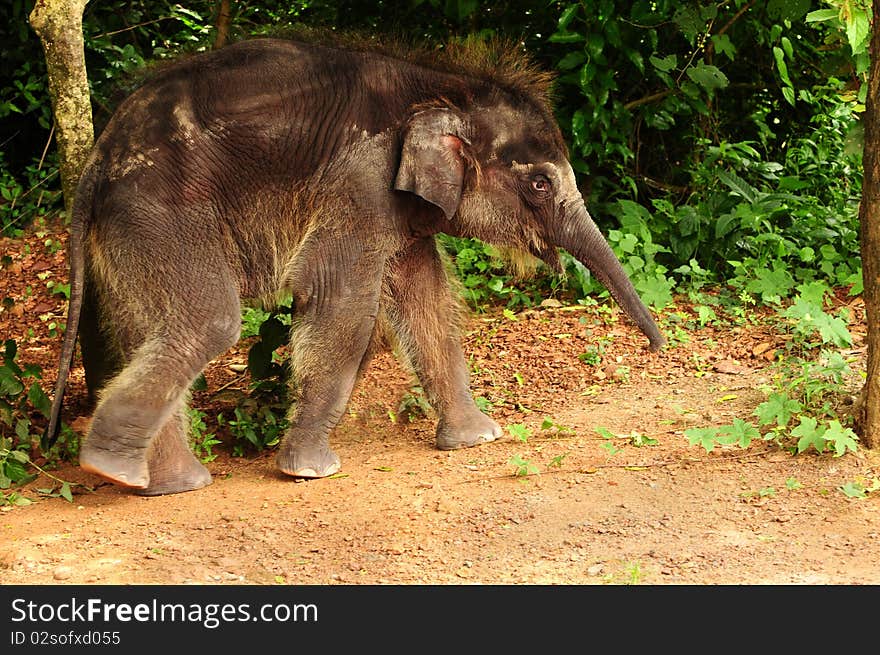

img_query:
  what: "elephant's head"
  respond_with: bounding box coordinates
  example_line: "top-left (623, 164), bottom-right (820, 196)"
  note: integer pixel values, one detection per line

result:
top-left (394, 94), bottom-right (667, 351)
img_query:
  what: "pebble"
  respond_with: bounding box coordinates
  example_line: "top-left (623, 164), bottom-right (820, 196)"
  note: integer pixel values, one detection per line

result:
top-left (53, 565), bottom-right (73, 581)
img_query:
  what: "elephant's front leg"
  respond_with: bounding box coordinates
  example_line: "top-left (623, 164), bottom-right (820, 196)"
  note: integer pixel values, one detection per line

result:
top-left (384, 238), bottom-right (502, 450)
top-left (276, 245), bottom-right (384, 478)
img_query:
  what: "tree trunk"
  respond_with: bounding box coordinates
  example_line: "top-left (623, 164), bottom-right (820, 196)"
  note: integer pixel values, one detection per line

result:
top-left (857, 3), bottom-right (880, 450)
top-left (214, 0), bottom-right (232, 49)
top-left (29, 0), bottom-right (94, 217)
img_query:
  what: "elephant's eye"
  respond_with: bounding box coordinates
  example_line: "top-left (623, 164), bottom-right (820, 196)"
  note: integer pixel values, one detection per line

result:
top-left (531, 175), bottom-right (551, 193)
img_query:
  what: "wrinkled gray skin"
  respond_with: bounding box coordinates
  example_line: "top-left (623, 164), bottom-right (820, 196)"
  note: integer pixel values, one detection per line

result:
top-left (48, 38), bottom-right (665, 496)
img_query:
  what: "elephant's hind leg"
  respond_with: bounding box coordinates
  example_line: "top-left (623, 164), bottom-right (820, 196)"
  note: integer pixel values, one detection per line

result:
top-left (79, 267), bottom-right (123, 406)
top-left (80, 290), bottom-right (241, 490)
top-left (135, 410), bottom-right (212, 496)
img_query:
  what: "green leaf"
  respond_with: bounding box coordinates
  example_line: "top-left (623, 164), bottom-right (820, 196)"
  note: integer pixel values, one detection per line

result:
top-left (796, 281), bottom-right (831, 307)
top-left (782, 299), bottom-right (852, 347)
top-left (745, 266), bottom-right (796, 304)
top-left (558, 51), bottom-right (586, 71)
top-left (0, 367), bottom-right (24, 397)
top-left (626, 50), bottom-right (644, 73)
top-left (4, 339), bottom-right (18, 363)
top-left (59, 481), bottom-right (73, 502)
top-left (629, 432), bottom-right (658, 447)
top-left (649, 54), bottom-right (677, 73)
top-left (717, 170), bottom-right (756, 203)
top-left (4, 457), bottom-right (29, 483)
top-left (714, 213), bottom-right (738, 239)
top-left (637, 273), bottom-right (674, 310)
top-left (781, 36), bottom-right (794, 61)
top-left (839, 482), bottom-right (866, 499)
top-left (508, 454), bottom-right (538, 477)
top-left (718, 419), bottom-right (760, 448)
top-left (792, 416), bottom-right (826, 454)
top-left (595, 426), bottom-right (616, 440)
top-left (456, 0), bottom-right (478, 21)
top-left (684, 426), bottom-right (720, 453)
top-left (710, 34), bottom-right (736, 61)
top-left (673, 6), bottom-right (705, 43)
top-left (556, 3), bottom-right (580, 31)
top-left (685, 63), bottom-right (728, 93)
top-left (549, 32), bottom-right (584, 44)
top-left (821, 312), bottom-right (860, 348)
top-left (822, 420), bottom-right (859, 457)
top-left (754, 392), bottom-right (802, 428)
top-left (15, 419), bottom-right (30, 442)
top-left (507, 423), bottom-right (532, 443)
top-left (805, 9), bottom-right (839, 23)
top-left (773, 47), bottom-right (792, 87)
top-left (845, 7), bottom-right (871, 55)
top-left (570, 109), bottom-right (586, 147)
top-left (27, 383), bottom-right (51, 418)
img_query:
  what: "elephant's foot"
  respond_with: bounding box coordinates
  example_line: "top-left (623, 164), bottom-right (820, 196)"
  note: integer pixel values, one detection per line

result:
top-left (136, 455), bottom-right (212, 496)
top-left (276, 440), bottom-right (341, 479)
top-left (79, 441), bottom-right (150, 489)
top-left (135, 467), bottom-right (212, 496)
top-left (136, 417), bottom-right (214, 496)
top-left (436, 411), bottom-right (502, 450)
top-left (80, 401), bottom-right (158, 488)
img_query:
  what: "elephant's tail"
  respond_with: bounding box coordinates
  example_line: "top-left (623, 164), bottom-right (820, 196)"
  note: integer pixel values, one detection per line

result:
top-left (44, 156), bottom-right (98, 448)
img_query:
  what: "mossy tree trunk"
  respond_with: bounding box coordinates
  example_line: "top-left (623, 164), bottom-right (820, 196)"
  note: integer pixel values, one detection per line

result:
top-left (858, 4), bottom-right (880, 449)
top-left (29, 0), bottom-right (94, 217)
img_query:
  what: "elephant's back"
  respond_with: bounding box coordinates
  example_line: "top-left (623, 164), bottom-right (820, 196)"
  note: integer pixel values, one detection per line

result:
top-left (91, 39), bottom-right (399, 193)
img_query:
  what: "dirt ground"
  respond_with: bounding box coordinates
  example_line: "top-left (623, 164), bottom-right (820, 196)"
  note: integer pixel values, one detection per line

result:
top-left (2, 218), bottom-right (879, 586)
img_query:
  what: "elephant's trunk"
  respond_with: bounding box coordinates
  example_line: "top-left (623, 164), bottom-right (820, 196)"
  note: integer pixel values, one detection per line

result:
top-left (555, 200), bottom-right (666, 351)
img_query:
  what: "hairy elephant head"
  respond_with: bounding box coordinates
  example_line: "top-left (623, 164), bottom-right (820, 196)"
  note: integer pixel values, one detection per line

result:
top-left (393, 96), bottom-right (667, 351)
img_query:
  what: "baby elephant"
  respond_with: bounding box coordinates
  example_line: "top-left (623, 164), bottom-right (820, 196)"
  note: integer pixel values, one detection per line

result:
top-left (48, 36), bottom-right (665, 495)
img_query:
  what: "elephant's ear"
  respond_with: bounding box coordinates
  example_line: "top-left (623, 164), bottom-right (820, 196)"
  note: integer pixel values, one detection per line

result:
top-left (394, 108), bottom-right (468, 220)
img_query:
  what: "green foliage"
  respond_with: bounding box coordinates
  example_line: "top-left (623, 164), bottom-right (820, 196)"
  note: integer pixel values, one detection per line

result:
top-left (245, 297), bottom-right (293, 381)
top-left (543, 1), bottom-right (862, 308)
top-left (540, 417), bottom-right (575, 436)
top-left (0, 436), bottom-right (36, 503)
top-left (398, 385), bottom-right (432, 422)
top-left (684, 348), bottom-right (859, 459)
top-left (0, 339), bottom-right (81, 504)
top-left (508, 453), bottom-right (539, 478)
top-left (218, 403), bottom-right (287, 457)
top-left (596, 425), bottom-right (658, 453)
top-left (507, 422), bottom-right (532, 443)
top-left (506, 417), bottom-right (574, 477)
top-left (438, 235), bottom-right (545, 309)
top-left (187, 407), bottom-right (221, 463)
top-left (0, 339), bottom-right (50, 450)
top-left (0, 150), bottom-right (61, 236)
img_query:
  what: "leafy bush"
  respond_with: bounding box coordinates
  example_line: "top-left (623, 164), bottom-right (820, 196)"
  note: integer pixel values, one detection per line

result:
top-left (0, 339), bottom-right (50, 448)
top-left (0, 339), bottom-right (81, 503)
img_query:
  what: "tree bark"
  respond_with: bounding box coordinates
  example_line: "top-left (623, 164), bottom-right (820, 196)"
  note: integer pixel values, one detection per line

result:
top-left (857, 3), bottom-right (880, 449)
top-left (29, 0), bottom-right (94, 217)
top-left (214, 0), bottom-right (232, 49)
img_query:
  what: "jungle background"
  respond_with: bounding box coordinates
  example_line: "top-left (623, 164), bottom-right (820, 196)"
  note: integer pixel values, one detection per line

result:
top-left (1, 1), bottom-right (880, 585)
